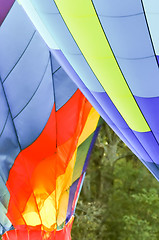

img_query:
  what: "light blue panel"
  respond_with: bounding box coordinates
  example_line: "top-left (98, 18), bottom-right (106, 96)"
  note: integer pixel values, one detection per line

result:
top-left (118, 57), bottom-right (159, 97)
top-left (40, 13), bottom-right (81, 55)
top-left (0, 2), bottom-right (35, 81)
top-left (26, 0), bottom-right (104, 92)
top-left (99, 14), bottom-right (153, 59)
top-left (92, 0), bottom-right (143, 16)
top-left (142, 0), bottom-right (159, 55)
top-left (30, 0), bottom-right (79, 54)
top-left (0, 113), bottom-right (20, 183)
top-left (51, 52), bottom-right (61, 73)
top-left (93, 0), bottom-right (159, 97)
top-left (13, 60), bottom-right (54, 149)
top-left (0, 176), bottom-right (10, 209)
top-left (4, 32), bottom-right (49, 118)
top-left (67, 54), bottom-right (104, 92)
top-left (0, 202), bottom-right (12, 235)
top-left (52, 55), bottom-right (78, 110)
top-left (31, 0), bottom-right (56, 13)
top-left (0, 82), bottom-right (9, 135)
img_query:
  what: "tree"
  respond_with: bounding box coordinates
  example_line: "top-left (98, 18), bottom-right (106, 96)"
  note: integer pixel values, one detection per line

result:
top-left (72, 121), bottom-right (159, 239)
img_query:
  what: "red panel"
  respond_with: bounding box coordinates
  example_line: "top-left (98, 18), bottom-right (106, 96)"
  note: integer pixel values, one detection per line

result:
top-left (7, 105), bottom-right (56, 226)
top-left (2, 220), bottom-right (73, 240)
top-left (6, 92), bottom-right (92, 232)
top-left (56, 89), bottom-right (91, 146)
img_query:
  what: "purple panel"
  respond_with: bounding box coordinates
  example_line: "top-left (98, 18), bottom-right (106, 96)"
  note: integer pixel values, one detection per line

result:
top-left (107, 123), bottom-right (141, 160)
top-left (0, 0), bottom-right (14, 25)
top-left (140, 160), bottom-right (159, 182)
top-left (93, 91), bottom-right (128, 128)
top-left (121, 128), bottom-right (153, 163)
top-left (51, 49), bottom-right (154, 165)
top-left (133, 131), bottom-right (159, 165)
top-left (51, 49), bottom-right (159, 178)
top-left (156, 55), bottom-right (159, 65)
top-left (154, 132), bottom-right (159, 144)
top-left (66, 178), bottom-right (79, 223)
top-left (135, 96), bottom-right (159, 133)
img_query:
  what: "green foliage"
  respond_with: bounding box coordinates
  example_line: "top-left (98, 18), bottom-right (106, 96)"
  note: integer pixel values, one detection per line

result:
top-left (72, 122), bottom-right (159, 240)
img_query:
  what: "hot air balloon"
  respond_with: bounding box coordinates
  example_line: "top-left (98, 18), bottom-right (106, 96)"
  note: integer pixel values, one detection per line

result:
top-left (0, 2), bottom-right (100, 239)
top-left (18, 0), bottom-right (159, 182)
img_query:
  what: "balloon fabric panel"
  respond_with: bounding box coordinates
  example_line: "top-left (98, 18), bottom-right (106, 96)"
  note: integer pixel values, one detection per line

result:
top-left (18, 0), bottom-right (159, 182)
top-left (2, 0), bottom-right (159, 239)
top-left (0, 2), bottom-right (100, 239)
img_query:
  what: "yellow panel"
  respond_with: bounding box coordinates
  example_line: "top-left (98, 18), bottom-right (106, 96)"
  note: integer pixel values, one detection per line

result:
top-left (23, 212), bottom-right (41, 226)
top-left (56, 150), bottom-right (77, 206)
top-left (57, 191), bottom-right (69, 226)
top-left (40, 192), bottom-right (56, 229)
top-left (54, 0), bottom-right (150, 132)
top-left (22, 193), bottom-right (41, 226)
top-left (78, 107), bottom-right (100, 146)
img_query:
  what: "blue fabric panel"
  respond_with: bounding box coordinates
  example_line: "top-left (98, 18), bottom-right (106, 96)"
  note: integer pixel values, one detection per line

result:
top-left (0, 82), bottom-right (9, 134)
top-left (92, 0), bottom-right (143, 17)
top-left (31, 0), bottom-right (56, 13)
top-left (93, 92), bottom-right (128, 128)
top-left (120, 128), bottom-right (153, 163)
top-left (93, 0), bottom-right (159, 97)
top-left (0, 113), bottom-right (20, 182)
top-left (141, 160), bottom-right (159, 182)
top-left (51, 50), bottom-right (108, 119)
top-left (0, 176), bottom-right (9, 209)
top-left (117, 57), bottom-right (159, 97)
top-left (98, 15), bottom-right (153, 59)
top-left (0, 202), bottom-right (12, 235)
top-left (4, 33), bottom-right (50, 118)
top-left (153, 132), bottom-right (159, 146)
top-left (0, 177), bottom-right (12, 234)
top-left (30, 0), bottom-right (80, 54)
top-left (73, 173), bottom-right (86, 213)
top-left (133, 131), bottom-right (159, 165)
top-left (66, 178), bottom-right (79, 224)
top-left (135, 96), bottom-right (159, 133)
top-left (51, 50), bottom-right (153, 164)
top-left (43, 13), bottom-right (81, 55)
top-left (13, 59), bottom-right (54, 149)
top-left (51, 55), bottom-right (78, 111)
top-left (51, 53), bottom-right (61, 73)
top-left (87, 92), bottom-right (154, 164)
top-left (29, 0), bottom-right (104, 92)
top-left (142, 0), bottom-right (159, 55)
top-left (67, 54), bottom-right (104, 92)
top-left (0, 2), bottom-right (35, 81)
top-left (82, 126), bottom-right (100, 173)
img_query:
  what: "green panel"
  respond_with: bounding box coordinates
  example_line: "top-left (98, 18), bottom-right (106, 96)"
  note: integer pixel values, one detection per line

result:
top-left (54, 0), bottom-right (150, 132)
top-left (72, 133), bottom-right (94, 183)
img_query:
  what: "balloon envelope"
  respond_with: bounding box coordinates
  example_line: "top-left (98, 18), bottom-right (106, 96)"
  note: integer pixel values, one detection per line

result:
top-left (0, 2), bottom-right (100, 239)
top-left (19, 0), bottom-right (159, 181)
